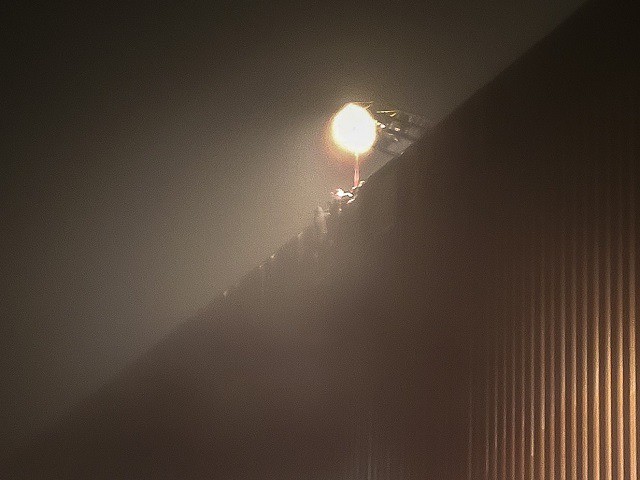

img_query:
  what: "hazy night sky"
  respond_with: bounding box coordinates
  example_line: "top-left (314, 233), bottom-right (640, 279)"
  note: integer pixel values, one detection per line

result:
top-left (2, 0), bottom-right (584, 448)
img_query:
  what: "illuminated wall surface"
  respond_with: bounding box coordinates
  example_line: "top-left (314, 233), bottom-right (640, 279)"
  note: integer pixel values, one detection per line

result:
top-left (5, 1), bottom-right (639, 478)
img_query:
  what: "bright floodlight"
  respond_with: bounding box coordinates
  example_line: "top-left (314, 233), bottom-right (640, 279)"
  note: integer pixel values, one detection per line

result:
top-left (331, 103), bottom-right (377, 155)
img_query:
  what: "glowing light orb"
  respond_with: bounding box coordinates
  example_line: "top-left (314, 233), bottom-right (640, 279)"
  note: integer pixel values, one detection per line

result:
top-left (331, 103), bottom-right (377, 155)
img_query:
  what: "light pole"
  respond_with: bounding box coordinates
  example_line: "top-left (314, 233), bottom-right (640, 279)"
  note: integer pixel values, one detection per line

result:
top-left (331, 103), bottom-right (377, 189)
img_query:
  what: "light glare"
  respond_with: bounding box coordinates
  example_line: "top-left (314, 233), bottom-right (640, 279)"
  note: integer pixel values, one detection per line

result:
top-left (331, 103), bottom-right (377, 154)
